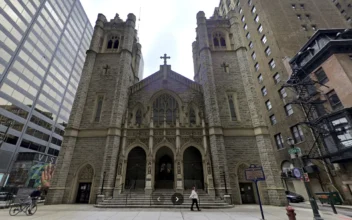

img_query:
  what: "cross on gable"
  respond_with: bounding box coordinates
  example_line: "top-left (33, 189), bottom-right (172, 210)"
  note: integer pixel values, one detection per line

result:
top-left (221, 62), bottom-right (229, 73)
top-left (160, 53), bottom-right (171, 65)
top-left (103, 65), bottom-right (110, 74)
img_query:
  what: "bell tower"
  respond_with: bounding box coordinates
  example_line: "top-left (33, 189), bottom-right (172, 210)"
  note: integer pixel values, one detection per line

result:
top-left (192, 10), bottom-right (287, 205)
top-left (46, 13), bottom-right (142, 204)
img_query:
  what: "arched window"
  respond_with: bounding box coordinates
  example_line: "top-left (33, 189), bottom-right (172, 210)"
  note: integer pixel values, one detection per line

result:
top-left (113, 40), bottom-right (119, 49)
top-left (213, 32), bottom-right (226, 48)
top-left (220, 37), bottom-right (226, 46)
top-left (213, 38), bottom-right (219, 47)
top-left (135, 109), bottom-right (142, 125)
top-left (228, 95), bottom-right (237, 121)
top-left (107, 40), bottom-right (113, 49)
top-left (189, 108), bottom-right (196, 125)
top-left (153, 94), bottom-right (179, 125)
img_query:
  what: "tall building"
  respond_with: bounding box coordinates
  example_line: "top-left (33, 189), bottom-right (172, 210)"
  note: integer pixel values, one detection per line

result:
top-left (289, 29), bottom-right (352, 203)
top-left (45, 12), bottom-right (286, 206)
top-left (331, 0), bottom-right (352, 24)
top-left (216, 0), bottom-right (349, 200)
top-left (0, 0), bottom-right (93, 187)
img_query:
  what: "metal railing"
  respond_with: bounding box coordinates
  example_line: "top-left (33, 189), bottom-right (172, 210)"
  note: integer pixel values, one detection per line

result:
top-left (149, 189), bottom-right (155, 206)
top-left (125, 180), bottom-right (135, 205)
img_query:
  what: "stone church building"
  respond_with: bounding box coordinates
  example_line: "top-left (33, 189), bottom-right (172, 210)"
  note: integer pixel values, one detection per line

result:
top-left (46, 11), bottom-right (286, 206)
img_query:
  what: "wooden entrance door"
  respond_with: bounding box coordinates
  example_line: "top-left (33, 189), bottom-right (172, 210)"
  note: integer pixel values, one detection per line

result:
top-left (239, 182), bottom-right (256, 204)
top-left (76, 182), bottom-right (91, 203)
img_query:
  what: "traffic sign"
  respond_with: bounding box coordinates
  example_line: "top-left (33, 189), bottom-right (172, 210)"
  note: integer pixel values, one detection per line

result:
top-left (303, 173), bottom-right (310, 182)
top-left (293, 168), bottom-right (302, 178)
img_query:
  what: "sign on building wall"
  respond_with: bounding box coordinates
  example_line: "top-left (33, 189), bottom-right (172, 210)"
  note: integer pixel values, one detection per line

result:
top-left (7, 153), bottom-right (56, 189)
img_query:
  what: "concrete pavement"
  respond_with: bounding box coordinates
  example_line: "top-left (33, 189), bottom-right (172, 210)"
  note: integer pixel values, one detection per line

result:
top-left (1, 204), bottom-right (352, 220)
top-left (290, 201), bottom-right (352, 217)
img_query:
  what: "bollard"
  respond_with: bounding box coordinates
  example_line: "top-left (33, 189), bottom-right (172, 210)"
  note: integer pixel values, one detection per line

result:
top-left (286, 206), bottom-right (296, 220)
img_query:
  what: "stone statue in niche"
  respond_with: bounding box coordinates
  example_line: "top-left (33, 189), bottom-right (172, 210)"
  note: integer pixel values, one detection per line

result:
top-left (177, 162), bottom-right (181, 174)
top-left (207, 162), bottom-right (211, 175)
top-left (148, 162), bottom-right (151, 174)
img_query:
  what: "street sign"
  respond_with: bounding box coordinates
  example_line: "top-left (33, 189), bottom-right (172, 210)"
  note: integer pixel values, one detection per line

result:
top-left (288, 146), bottom-right (302, 158)
top-left (245, 164), bottom-right (265, 181)
top-left (245, 164), bottom-right (265, 220)
top-left (303, 173), bottom-right (310, 182)
top-left (293, 168), bottom-right (302, 178)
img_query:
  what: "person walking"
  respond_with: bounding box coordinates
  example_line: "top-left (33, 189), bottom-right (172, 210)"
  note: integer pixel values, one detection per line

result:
top-left (189, 187), bottom-right (201, 211)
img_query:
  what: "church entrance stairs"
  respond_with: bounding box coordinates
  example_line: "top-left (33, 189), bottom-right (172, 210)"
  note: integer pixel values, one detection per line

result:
top-left (95, 189), bottom-right (234, 208)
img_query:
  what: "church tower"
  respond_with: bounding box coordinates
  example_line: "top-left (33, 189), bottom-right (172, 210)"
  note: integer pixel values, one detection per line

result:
top-left (46, 13), bottom-right (141, 204)
top-left (192, 10), bottom-right (287, 205)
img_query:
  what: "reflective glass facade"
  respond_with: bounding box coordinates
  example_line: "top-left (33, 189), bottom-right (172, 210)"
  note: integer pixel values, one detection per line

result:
top-left (0, 0), bottom-right (92, 176)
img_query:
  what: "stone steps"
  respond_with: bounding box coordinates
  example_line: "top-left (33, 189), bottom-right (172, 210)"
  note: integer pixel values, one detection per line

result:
top-left (96, 189), bottom-right (233, 209)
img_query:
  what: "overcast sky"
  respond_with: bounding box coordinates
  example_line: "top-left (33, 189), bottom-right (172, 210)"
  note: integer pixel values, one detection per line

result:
top-left (80, 0), bottom-right (218, 80)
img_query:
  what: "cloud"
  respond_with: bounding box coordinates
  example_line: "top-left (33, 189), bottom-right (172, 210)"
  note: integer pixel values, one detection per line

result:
top-left (81, 0), bottom-right (218, 80)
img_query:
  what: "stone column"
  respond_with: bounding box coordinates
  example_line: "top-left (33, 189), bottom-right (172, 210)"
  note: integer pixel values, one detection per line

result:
top-left (175, 118), bottom-right (183, 192)
top-left (113, 121), bottom-right (127, 196)
top-left (148, 113), bottom-right (154, 190)
top-left (206, 160), bottom-right (215, 197)
top-left (145, 159), bottom-right (152, 194)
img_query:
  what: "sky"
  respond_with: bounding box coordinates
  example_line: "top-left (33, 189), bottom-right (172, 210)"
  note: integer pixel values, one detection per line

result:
top-left (80, 0), bottom-right (219, 80)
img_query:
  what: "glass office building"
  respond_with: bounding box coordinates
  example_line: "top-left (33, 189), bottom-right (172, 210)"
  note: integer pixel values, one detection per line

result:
top-left (0, 0), bottom-right (92, 186)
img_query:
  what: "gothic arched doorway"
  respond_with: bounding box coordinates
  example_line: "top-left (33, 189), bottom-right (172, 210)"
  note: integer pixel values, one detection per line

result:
top-left (183, 147), bottom-right (204, 190)
top-left (75, 164), bottom-right (94, 203)
top-left (155, 146), bottom-right (174, 189)
top-left (125, 147), bottom-right (146, 189)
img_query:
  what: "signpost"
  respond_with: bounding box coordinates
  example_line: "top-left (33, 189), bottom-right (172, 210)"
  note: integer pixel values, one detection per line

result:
top-left (288, 146), bottom-right (302, 159)
top-left (245, 164), bottom-right (266, 220)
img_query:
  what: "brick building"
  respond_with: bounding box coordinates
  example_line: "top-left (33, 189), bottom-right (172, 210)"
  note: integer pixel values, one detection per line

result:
top-left (45, 11), bottom-right (286, 206)
top-left (289, 29), bottom-right (352, 203)
top-left (216, 0), bottom-right (350, 199)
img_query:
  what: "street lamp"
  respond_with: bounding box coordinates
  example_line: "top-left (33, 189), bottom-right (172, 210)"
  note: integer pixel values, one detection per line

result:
top-left (287, 137), bottom-right (323, 220)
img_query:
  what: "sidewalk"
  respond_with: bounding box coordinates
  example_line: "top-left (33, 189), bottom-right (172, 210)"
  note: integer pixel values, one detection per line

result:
top-left (294, 200), bottom-right (352, 211)
top-left (0, 204), bottom-right (351, 220)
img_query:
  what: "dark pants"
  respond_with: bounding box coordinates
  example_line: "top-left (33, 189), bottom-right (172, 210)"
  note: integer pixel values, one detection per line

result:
top-left (191, 199), bottom-right (200, 210)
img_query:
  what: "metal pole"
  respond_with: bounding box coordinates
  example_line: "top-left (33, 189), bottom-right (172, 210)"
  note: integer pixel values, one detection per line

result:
top-left (101, 171), bottom-right (106, 195)
top-left (223, 170), bottom-right (228, 194)
top-left (329, 193), bottom-right (337, 214)
top-left (297, 155), bottom-right (323, 220)
top-left (254, 180), bottom-right (265, 220)
top-left (1, 121), bottom-right (15, 187)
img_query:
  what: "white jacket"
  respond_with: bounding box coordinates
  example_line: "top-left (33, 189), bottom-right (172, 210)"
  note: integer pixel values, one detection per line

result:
top-left (189, 190), bottom-right (198, 200)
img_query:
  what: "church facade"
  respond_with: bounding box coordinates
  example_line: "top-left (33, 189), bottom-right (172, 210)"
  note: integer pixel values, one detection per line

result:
top-left (46, 11), bottom-right (286, 206)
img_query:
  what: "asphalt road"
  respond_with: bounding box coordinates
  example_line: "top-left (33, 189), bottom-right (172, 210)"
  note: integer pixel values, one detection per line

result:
top-left (291, 202), bottom-right (352, 217)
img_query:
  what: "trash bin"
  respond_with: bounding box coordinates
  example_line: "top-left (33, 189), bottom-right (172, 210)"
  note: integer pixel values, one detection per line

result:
top-left (315, 192), bottom-right (329, 204)
top-left (329, 192), bottom-right (343, 205)
top-left (315, 192), bottom-right (342, 205)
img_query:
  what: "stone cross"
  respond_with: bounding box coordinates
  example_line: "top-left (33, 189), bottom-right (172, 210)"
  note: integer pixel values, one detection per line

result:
top-left (160, 53), bottom-right (171, 65)
top-left (103, 65), bottom-right (110, 74)
top-left (221, 62), bottom-right (229, 73)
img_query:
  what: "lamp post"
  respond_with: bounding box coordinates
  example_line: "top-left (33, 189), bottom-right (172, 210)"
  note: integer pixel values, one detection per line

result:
top-left (287, 137), bottom-right (323, 220)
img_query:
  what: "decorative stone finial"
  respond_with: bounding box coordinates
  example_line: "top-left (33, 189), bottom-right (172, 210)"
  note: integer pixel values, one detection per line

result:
top-left (197, 11), bottom-right (205, 19)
